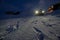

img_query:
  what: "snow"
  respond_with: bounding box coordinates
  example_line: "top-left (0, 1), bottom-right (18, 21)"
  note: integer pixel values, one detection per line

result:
top-left (0, 15), bottom-right (60, 40)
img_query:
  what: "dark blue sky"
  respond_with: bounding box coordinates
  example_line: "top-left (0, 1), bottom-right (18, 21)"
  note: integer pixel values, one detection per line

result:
top-left (0, 0), bottom-right (60, 19)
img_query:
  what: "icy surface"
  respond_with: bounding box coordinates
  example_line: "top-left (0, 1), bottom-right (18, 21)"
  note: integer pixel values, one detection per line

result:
top-left (0, 15), bottom-right (60, 40)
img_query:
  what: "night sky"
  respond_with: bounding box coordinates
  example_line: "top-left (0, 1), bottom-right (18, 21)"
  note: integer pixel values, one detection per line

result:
top-left (0, 0), bottom-right (60, 19)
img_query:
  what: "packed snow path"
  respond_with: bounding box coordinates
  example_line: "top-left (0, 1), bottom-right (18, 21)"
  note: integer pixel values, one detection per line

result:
top-left (0, 15), bottom-right (60, 40)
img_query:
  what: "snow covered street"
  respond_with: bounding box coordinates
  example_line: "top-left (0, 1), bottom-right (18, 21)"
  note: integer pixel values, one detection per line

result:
top-left (0, 15), bottom-right (60, 40)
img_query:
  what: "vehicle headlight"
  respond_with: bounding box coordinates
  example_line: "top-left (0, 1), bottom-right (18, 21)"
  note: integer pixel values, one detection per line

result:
top-left (35, 10), bottom-right (39, 14)
top-left (42, 10), bottom-right (45, 13)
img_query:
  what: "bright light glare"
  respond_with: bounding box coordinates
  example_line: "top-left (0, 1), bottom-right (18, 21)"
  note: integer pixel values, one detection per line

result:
top-left (35, 10), bottom-right (39, 14)
top-left (42, 10), bottom-right (45, 13)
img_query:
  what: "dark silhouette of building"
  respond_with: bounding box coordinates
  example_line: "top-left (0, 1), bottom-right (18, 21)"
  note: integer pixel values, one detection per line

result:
top-left (5, 11), bottom-right (21, 15)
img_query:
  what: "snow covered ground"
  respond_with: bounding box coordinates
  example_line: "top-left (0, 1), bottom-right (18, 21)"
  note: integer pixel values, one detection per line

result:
top-left (0, 15), bottom-right (60, 40)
